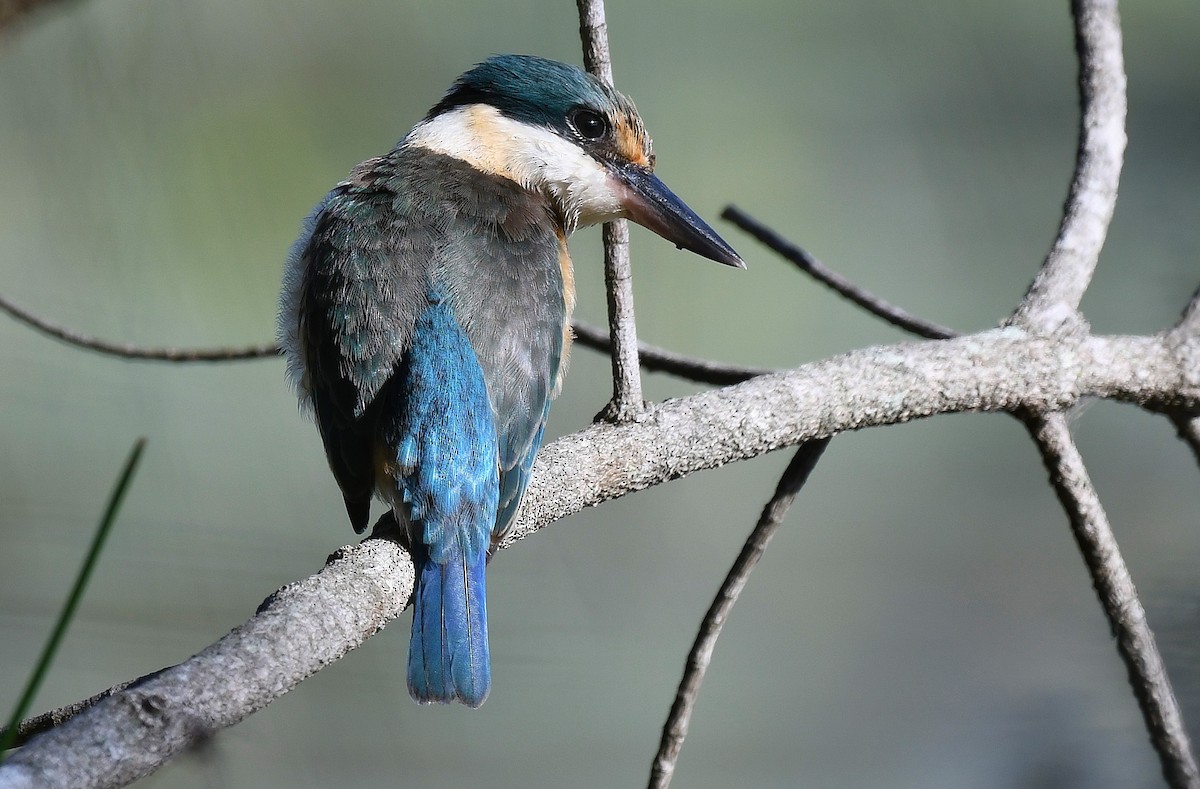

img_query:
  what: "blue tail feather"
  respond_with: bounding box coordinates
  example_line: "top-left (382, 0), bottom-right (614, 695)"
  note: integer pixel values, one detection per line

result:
top-left (389, 296), bottom-right (499, 707)
top-left (407, 543), bottom-right (491, 708)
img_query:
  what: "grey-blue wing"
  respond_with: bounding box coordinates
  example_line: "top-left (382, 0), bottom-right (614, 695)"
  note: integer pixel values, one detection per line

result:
top-left (431, 178), bottom-right (567, 543)
top-left (283, 148), bottom-right (567, 536)
top-left (286, 160), bottom-right (429, 531)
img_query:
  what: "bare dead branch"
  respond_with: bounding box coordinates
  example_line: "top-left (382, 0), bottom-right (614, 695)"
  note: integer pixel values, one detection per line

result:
top-left (576, 0), bottom-right (645, 421)
top-left (721, 205), bottom-right (958, 340)
top-left (648, 439), bottom-right (829, 789)
top-left (1010, 0), bottom-right (1127, 331)
top-left (3, 327), bottom-right (1195, 788)
top-left (0, 294), bottom-right (279, 362)
top-left (0, 681), bottom-right (139, 750)
top-left (499, 330), bottom-right (1198, 545)
top-left (0, 537), bottom-right (415, 789)
top-left (1004, 6), bottom-right (1197, 783)
top-left (1023, 414), bottom-right (1199, 788)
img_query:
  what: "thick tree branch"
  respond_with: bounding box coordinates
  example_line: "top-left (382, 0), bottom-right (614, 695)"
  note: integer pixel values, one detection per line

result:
top-left (648, 439), bottom-right (829, 789)
top-left (0, 539), bottom-right (414, 789)
top-left (2, 683), bottom-right (137, 750)
top-left (1010, 0), bottom-right (1126, 332)
top-left (3, 327), bottom-right (1197, 788)
top-left (1024, 414), bottom-right (1199, 788)
top-left (576, 0), bottom-right (645, 421)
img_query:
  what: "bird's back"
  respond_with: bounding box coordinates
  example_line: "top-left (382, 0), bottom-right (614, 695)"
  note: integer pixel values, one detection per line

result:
top-left (280, 145), bottom-right (572, 536)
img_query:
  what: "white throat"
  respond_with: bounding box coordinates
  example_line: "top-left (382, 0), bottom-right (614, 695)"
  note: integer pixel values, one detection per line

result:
top-left (404, 104), bottom-right (626, 231)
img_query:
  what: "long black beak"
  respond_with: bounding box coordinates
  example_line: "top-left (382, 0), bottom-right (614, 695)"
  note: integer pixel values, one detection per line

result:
top-left (611, 164), bottom-right (745, 269)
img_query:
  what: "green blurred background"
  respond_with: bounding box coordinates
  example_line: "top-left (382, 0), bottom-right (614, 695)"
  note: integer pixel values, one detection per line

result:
top-left (2, 1), bottom-right (1198, 787)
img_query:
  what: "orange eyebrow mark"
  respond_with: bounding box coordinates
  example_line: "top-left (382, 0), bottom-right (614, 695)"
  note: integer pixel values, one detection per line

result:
top-left (613, 114), bottom-right (651, 168)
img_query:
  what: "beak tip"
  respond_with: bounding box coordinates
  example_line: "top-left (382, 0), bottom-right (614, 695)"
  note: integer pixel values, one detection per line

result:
top-left (614, 165), bottom-right (747, 270)
top-left (707, 244), bottom-right (746, 269)
top-left (678, 243), bottom-right (744, 269)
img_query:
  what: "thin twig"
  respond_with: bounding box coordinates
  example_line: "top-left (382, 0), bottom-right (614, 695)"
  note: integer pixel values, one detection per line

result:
top-left (0, 291), bottom-right (766, 384)
top-left (648, 439), bottom-right (829, 789)
top-left (571, 321), bottom-right (769, 385)
top-left (576, 0), bottom-right (645, 421)
top-left (1023, 414), bottom-right (1198, 788)
top-left (0, 294), bottom-right (278, 362)
top-left (721, 206), bottom-right (958, 340)
top-left (1010, 0), bottom-right (1127, 332)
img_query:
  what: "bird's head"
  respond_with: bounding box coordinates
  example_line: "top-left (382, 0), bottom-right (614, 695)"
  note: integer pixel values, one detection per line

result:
top-left (405, 54), bottom-right (743, 268)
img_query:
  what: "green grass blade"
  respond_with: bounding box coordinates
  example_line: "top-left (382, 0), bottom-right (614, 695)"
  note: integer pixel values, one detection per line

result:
top-left (0, 437), bottom-right (147, 759)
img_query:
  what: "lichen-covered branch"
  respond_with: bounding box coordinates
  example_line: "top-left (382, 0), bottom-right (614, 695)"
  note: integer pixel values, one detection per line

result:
top-left (1010, 0), bottom-right (1127, 332)
top-left (2, 327), bottom-right (1196, 789)
top-left (1002, 4), bottom-right (1198, 785)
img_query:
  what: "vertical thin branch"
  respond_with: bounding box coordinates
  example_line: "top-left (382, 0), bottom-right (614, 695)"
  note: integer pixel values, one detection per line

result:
top-left (1010, 0), bottom-right (1127, 332)
top-left (1024, 414), bottom-right (1198, 788)
top-left (648, 439), bottom-right (830, 789)
top-left (576, 0), bottom-right (645, 422)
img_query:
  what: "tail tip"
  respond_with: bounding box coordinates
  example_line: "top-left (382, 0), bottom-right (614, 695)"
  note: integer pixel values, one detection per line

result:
top-left (407, 676), bottom-right (490, 708)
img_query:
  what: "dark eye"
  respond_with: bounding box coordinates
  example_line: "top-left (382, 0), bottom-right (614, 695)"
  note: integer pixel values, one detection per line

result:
top-left (569, 108), bottom-right (609, 141)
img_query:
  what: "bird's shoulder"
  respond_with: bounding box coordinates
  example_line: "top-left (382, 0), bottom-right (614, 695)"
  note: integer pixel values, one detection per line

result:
top-left (324, 147), bottom-right (559, 237)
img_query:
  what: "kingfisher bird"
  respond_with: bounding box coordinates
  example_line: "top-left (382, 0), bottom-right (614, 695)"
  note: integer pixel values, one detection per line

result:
top-left (279, 54), bottom-right (742, 707)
